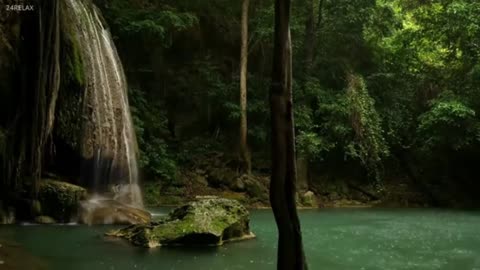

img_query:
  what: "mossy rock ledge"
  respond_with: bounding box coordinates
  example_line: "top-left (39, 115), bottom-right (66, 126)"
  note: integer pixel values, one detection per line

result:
top-left (107, 198), bottom-right (256, 248)
top-left (38, 179), bottom-right (87, 222)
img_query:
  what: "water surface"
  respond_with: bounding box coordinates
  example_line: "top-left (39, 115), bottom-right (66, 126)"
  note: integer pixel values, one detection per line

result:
top-left (1, 209), bottom-right (480, 270)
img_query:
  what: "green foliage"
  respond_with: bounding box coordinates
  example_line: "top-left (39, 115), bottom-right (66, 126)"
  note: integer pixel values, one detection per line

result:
top-left (345, 74), bottom-right (388, 181)
top-left (103, 0), bottom-right (480, 187)
top-left (102, 0), bottom-right (198, 45)
top-left (296, 75), bottom-right (388, 181)
top-left (143, 181), bottom-right (161, 206)
top-left (295, 78), bottom-right (347, 159)
top-left (418, 98), bottom-right (478, 151)
top-left (297, 131), bottom-right (335, 159)
top-left (64, 34), bottom-right (84, 87)
top-left (129, 88), bottom-right (176, 183)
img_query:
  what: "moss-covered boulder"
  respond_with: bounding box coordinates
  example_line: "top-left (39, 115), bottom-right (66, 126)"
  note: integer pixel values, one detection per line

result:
top-left (38, 180), bottom-right (87, 222)
top-left (107, 198), bottom-right (255, 248)
top-left (299, 190), bottom-right (318, 208)
top-left (79, 199), bottom-right (151, 225)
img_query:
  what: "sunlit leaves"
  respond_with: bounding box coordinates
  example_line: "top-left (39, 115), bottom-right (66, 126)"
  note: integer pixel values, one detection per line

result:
top-left (418, 99), bottom-right (478, 151)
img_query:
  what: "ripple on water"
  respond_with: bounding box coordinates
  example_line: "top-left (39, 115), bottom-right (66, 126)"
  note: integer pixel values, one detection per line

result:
top-left (1, 209), bottom-right (480, 270)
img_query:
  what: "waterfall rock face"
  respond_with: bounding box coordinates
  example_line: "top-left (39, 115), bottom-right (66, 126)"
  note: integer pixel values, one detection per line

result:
top-left (62, 0), bottom-right (142, 208)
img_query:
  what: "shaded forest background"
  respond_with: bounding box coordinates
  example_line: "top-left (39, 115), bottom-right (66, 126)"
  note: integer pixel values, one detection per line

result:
top-left (1, 0), bottom-right (480, 208)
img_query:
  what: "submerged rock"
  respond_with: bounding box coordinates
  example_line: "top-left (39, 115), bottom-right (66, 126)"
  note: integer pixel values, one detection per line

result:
top-left (107, 198), bottom-right (255, 247)
top-left (38, 180), bottom-right (87, 222)
top-left (79, 199), bottom-right (151, 225)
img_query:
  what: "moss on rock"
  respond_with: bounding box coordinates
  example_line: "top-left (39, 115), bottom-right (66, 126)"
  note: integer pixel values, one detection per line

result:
top-left (38, 179), bottom-right (87, 222)
top-left (108, 198), bottom-right (255, 248)
top-left (54, 1), bottom-right (87, 151)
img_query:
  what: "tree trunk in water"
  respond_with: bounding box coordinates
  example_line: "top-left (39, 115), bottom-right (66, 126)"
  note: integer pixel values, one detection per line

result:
top-left (240, 0), bottom-right (251, 174)
top-left (270, 0), bottom-right (308, 269)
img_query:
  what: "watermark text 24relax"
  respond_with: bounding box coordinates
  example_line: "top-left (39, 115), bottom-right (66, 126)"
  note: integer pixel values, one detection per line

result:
top-left (6, 4), bottom-right (35, 12)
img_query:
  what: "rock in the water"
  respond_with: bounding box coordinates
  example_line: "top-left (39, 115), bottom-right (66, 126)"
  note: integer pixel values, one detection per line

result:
top-left (300, 191), bottom-right (318, 207)
top-left (79, 199), bottom-right (151, 225)
top-left (34, 216), bottom-right (56, 224)
top-left (107, 198), bottom-right (255, 248)
top-left (38, 180), bottom-right (87, 222)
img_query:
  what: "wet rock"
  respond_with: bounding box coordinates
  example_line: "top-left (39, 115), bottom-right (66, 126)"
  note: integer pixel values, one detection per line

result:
top-left (38, 180), bottom-right (87, 222)
top-left (230, 177), bottom-right (245, 192)
top-left (300, 191), bottom-right (318, 207)
top-left (79, 199), bottom-right (151, 225)
top-left (207, 168), bottom-right (237, 188)
top-left (242, 175), bottom-right (269, 202)
top-left (107, 198), bottom-right (255, 248)
top-left (194, 174), bottom-right (209, 186)
top-left (34, 216), bottom-right (56, 224)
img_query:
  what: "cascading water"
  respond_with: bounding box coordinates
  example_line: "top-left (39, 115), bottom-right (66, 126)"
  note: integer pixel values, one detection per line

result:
top-left (65, 0), bottom-right (143, 209)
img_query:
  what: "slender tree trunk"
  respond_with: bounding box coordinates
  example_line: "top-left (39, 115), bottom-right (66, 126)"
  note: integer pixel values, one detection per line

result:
top-left (303, 0), bottom-right (324, 75)
top-left (303, 0), bottom-right (315, 73)
top-left (240, 0), bottom-right (251, 174)
top-left (270, 0), bottom-right (308, 269)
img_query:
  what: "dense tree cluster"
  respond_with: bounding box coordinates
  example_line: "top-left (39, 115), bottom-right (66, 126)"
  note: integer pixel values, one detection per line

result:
top-left (95, 0), bottom-right (479, 203)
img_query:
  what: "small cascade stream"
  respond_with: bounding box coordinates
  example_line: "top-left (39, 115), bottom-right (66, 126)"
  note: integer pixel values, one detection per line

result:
top-left (65, 0), bottom-right (142, 209)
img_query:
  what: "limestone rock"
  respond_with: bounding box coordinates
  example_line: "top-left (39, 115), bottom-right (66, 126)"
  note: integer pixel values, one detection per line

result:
top-left (38, 180), bottom-right (87, 222)
top-left (79, 199), bottom-right (151, 225)
top-left (107, 198), bottom-right (255, 247)
top-left (242, 175), bottom-right (269, 202)
top-left (300, 191), bottom-right (318, 207)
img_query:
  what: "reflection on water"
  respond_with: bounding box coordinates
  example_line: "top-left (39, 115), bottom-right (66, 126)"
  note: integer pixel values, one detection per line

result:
top-left (0, 240), bottom-right (47, 270)
top-left (1, 209), bottom-right (480, 270)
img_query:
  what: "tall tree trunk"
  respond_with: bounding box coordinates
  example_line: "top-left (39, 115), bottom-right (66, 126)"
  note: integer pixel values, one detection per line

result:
top-left (303, 0), bottom-right (315, 73)
top-left (303, 0), bottom-right (324, 75)
top-left (270, 0), bottom-right (308, 269)
top-left (240, 0), bottom-right (251, 174)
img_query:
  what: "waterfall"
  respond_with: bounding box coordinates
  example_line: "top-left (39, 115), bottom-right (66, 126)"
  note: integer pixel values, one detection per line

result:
top-left (65, 0), bottom-right (142, 208)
